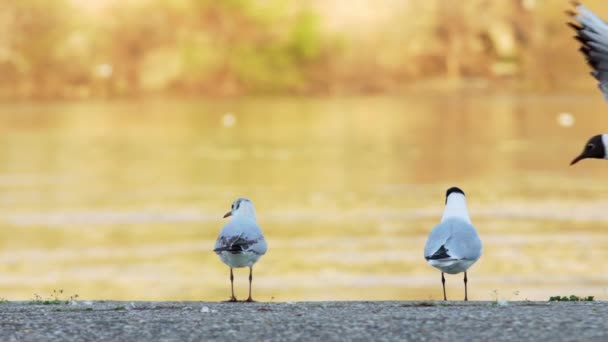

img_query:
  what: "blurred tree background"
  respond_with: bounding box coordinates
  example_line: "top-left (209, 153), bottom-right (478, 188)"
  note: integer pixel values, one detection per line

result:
top-left (0, 0), bottom-right (603, 99)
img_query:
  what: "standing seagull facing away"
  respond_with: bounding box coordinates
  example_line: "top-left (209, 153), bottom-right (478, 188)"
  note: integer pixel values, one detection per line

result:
top-left (214, 198), bottom-right (267, 302)
top-left (424, 187), bottom-right (482, 301)
top-left (567, 2), bottom-right (608, 165)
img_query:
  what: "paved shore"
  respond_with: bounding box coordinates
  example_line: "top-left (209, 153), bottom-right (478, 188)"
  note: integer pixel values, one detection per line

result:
top-left (0, 301), bottom-right (607, 341)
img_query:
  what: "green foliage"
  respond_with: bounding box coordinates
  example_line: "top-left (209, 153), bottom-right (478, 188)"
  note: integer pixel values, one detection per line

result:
top-left (289, 11), bottom-right (322, 62)
top-left (29, 290), bottom-right (79, 305)
top-left (0, 0), bottom-right (327, 98)
top-left (0, 0), bottom-right (599, 98)
top-left (549, 295), bottom-right (594, 302)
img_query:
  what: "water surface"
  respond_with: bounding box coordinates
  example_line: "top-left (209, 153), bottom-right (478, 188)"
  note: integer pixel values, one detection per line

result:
top-left (0, 95), bottom-right (607, 301)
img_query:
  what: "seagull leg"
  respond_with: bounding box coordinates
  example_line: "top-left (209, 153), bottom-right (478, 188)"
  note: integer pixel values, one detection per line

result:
top-left (246, 266), bottom-right (255, 302)
top-left (228, 268), bottom-right (237, 302)
top-left (464, 272), bottom-right (468, 301)
top-left (442, 272), bottom-right (447, 301)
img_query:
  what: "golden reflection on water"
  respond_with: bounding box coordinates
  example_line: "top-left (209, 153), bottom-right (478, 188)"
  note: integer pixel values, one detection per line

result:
top-left (1, 95), bottom-right (608, 301)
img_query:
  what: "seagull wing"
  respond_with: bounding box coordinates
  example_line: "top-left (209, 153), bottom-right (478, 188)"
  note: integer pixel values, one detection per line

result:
top-left (424, 218), bottom-right (482, 261)
top-left (214, 220), bottom-right (268, 255)
top-left (426, 245), bottom-right (452, 260)
top-left (424, 221), bottom-right (455, 261)
top-left (569, 4), bottom-right (608, 100)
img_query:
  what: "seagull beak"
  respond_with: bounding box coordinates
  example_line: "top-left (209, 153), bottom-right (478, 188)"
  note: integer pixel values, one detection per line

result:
top-left (570, 153), bottom-right (586, 165)
top-left (223, 211), bottom-right (232, 218)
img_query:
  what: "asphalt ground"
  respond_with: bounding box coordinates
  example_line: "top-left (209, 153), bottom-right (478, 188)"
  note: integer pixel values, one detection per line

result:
top-left (0, 300), bottom-right (606, 341)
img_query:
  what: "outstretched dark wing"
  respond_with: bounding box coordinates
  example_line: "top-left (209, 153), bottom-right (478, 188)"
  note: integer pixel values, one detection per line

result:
top-left (568, 3), bottom-right (608, 100)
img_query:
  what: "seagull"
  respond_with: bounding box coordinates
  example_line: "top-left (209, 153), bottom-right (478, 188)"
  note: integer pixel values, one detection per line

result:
top-left (213, 198), bottom-right (267, 302)
top-left (567, 2), bottom-right (608, 165)
top-left (424, 187), bottom-right (482, 301)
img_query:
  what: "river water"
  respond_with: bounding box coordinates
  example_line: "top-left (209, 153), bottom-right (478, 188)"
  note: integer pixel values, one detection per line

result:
top-left (0, 94), bottom-right (607, 301)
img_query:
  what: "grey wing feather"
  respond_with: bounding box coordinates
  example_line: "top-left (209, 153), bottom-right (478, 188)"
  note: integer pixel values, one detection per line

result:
top-left (571, 5), bottom-right (608, 100)
top-left (246, 236), bottom-right (268, 255)
top-left (214, 220), bottom-right (268, 255)
top-left (424, 222), bottom-right (453, 259)
top-left (424, 218), bottom-right (482, 261)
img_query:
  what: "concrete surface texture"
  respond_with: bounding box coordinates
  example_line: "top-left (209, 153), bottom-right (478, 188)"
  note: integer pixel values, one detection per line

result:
top-left (0, 301), bottom-right (607, 341)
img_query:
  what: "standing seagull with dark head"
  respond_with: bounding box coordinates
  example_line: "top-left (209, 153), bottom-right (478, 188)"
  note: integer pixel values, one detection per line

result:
top-left (214, 198), bottom-right (267, 302)
top-left (424, 187), bottom-right (482, 301)
top-left (567, 2), bottom-right (608, 165)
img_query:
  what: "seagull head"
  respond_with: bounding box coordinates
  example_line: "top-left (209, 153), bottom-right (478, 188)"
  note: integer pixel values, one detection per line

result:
top-left (570, 134), bottom-right (607, 165)
top-left (445, 186), bottom-right (465, 204)
top-left (223, 198), bottom-right (256, 220)
top-left (442, 186), bottom-right (471, 223)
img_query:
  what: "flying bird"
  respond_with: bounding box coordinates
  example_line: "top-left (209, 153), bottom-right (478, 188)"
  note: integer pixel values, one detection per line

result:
top-left (214, 198), bottom-right (267, 302)
top-left (424, 187), bottom-right (482, 301)
top-left (568, 2), bottom-right (608, 164)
